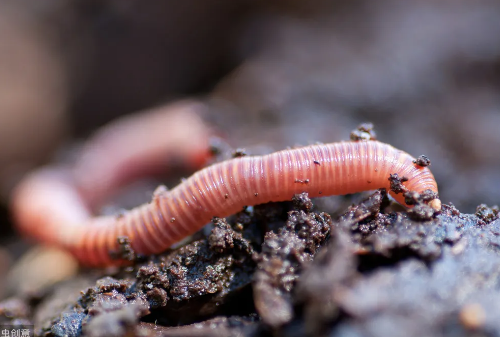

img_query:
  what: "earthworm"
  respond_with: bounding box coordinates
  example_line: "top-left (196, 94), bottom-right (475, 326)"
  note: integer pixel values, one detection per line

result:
top-left (11, 137), bottom-right (440, 267)
top-left (72, 100), bottom-right (213, 207)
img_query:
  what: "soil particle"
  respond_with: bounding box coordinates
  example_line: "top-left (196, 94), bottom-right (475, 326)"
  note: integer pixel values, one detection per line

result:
top-left (474, 203), bottom-right (499, 224)
top-left (162, 218), bottom-right (254, 307)
top-left (388, 173), bottom-right (409, 195)
top-left (292, 193), bottom-right (314, 213)
top-left (413, 155), bottom-right (431, 167)
top-left (340, 189), bottom-right (387, 225)
top-left (388, 173), bottom-right (440, 220)
top-left (232, 148), bottom-right (247, 158)
top-left (294, 179), bottom-right (310, 184)
top-left (208, 218), bottom-right (252, 255)
top-left (404, 189), bottom-right (440, 206)
top-left (111, 237), bottom-right (146, 264)
top-left (350, 123), bottom-right (377, 141)
top-left (136, 265), bottom-right (169, 308)
top-left (407, 203), bottom-right (435, 221)
top-left (253, 193), bottom-right (331, 327)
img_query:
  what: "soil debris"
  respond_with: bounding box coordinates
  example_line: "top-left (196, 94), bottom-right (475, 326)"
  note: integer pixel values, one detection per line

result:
top-left (388, 173), bottom-right (440, 220)
top-left (34, 216), bottom-right (258, 335)
top-left (110, 237), bottom-right (146, 264)
top-left (475, 203), bottom-right (499, 224)
top-left (388, 173), bottom-right (409, 195)
top-left (253, 193), bottom-right (331, 327)
top-left (350, 123), bottom-right (377, 141)
top-left (232, 148), bottom-right (247, 158)
top-left (413, 155), bottom-right (431, 167)
top-left (3, 192), bottom-right (500, 337)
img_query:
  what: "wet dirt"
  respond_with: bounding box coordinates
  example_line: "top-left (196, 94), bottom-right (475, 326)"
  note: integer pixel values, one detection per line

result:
top-left (3, 191), bottom-right (500, 337)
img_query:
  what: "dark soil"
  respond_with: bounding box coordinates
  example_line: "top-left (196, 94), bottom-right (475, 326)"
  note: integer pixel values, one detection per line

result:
top-left (2, 192), bottom-right (499, 337)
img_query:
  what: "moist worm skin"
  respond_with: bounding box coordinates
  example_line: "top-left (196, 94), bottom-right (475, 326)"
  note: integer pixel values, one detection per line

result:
top-left (12, 140), bottom-right (439, 267)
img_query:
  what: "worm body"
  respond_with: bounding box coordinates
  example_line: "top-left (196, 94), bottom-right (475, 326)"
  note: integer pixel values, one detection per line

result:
top-left (73, 101), bottom-right (212, 207)
top-left (12, 140), bottom-right (439, 267)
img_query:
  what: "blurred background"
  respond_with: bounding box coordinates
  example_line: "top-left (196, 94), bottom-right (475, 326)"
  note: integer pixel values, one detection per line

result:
top-left (0, 0), bottom-right (500, 297)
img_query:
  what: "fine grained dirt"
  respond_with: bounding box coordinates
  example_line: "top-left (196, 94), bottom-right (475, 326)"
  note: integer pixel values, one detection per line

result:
top-left (1, 191), bottom-right (499, 337)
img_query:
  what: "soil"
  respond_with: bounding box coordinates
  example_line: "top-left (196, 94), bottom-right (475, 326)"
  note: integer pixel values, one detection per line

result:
top-left (2, 191), bottom-right (500, 337)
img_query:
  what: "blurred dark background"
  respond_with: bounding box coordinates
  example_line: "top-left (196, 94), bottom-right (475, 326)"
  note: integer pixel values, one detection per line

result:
top-left (1, 0), bottom-right (500, 285)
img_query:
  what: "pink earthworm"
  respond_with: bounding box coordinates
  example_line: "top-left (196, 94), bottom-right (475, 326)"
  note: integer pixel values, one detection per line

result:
top-left (11, 130), bottom-right (440, 266)
top-left (71, 100), bottom-right (214, 207)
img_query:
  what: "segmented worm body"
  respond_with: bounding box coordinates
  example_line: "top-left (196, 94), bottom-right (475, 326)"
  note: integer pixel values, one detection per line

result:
top-left (12, 140), bottom-right (440, 267)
